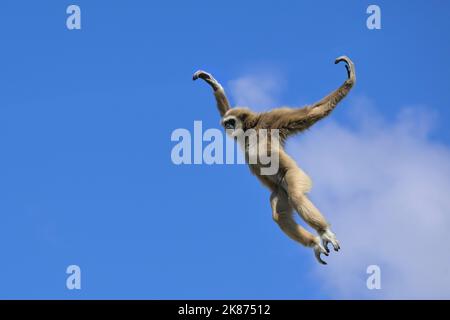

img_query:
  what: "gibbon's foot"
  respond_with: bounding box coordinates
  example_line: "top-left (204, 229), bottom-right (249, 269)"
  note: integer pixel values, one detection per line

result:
top-left (312, 237), bottom-right (329, 265)
top-left (334, 55), bottom-right (355, 81)
top-left (192, 70), bottom-right (221, 91)
top-left (320, 228), bottom-right (340, 253)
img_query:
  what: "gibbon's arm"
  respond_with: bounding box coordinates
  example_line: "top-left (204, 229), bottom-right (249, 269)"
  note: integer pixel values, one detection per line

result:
top-left (279, 56), bottom-right (356, 136)
top-left (193, 70), bottom-right (231, 117)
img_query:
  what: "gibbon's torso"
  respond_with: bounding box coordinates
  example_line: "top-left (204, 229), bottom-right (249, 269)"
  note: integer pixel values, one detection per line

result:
top-left (241, 131), bottom-right (312, 193)
top-left (225, 107), bottom-right (312, 193)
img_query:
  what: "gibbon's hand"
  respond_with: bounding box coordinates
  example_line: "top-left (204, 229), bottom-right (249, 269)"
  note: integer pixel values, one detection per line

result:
top-left (192, 70), bottom-right (222, 92)
top-left (334, 55), bottom-right (356, 83)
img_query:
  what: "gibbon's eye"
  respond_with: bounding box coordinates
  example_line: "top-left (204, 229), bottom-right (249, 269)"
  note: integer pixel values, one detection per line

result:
top-left (224, 118), bottom-right (236, 130)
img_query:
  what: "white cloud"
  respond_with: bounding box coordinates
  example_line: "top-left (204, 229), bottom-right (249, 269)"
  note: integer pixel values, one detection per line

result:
top-left (229, 72), bottom-right (450, 298)
top-left (228, 71), bottom-right (283, 111)
top-left (288, 97), bottom-right (450, 299)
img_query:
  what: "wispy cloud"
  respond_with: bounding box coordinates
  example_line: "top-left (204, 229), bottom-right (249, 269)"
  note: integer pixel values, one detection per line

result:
top-left (229, 72), bottom-right (450, 298)
top-left (228, 71), bottom-right (283, 111)
top-left (289, 97), bottom-right (450, 299)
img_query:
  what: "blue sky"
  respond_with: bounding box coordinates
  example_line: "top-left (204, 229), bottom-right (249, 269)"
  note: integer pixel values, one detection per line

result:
top-left (0, 1), bottom-right (450, 299)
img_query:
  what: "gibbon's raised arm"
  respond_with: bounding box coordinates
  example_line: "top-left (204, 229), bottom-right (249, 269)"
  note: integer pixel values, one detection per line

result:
top-left (279, 56), bottom-right (356, 136)
top-left (193, 70), bottom-right (231, 117)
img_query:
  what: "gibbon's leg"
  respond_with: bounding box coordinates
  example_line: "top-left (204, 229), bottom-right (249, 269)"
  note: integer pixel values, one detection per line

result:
top-left (193, 70), bottom-right (231, 117)
top-left (270, 189), bottom-right (315, 247)
top-left (282, 168), bottom-right (341, 252)
top-left (270, 189), bottom-right (329, 264)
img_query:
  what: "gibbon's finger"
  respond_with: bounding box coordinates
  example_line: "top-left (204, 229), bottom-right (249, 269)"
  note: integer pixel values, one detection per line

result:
top-left (334, 55), bottom-right (355, 81)
top-left (334, 55), bottom-right (352, 65)
top-left (192, 70), bottom-right (212, 81)
top-left (345, 64), bottom-right (351, 78)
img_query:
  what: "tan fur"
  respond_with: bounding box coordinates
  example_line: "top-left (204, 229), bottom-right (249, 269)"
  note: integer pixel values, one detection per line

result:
top-left (193, 56), bottom-right (355, 264)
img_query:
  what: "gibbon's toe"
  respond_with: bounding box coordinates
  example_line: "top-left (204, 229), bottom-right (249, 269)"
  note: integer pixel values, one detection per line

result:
top-left (313, 239), bottom-right (329, 265)
top-left (314, 250), bottom-right (327, 265)
top-left (320, 228), bottom-right (341, 252)
top-left (323, 242), bottom-right (331, 254)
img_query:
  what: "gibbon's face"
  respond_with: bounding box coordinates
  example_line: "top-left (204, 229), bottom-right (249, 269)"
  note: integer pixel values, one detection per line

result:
top-left (221, 115), bottom-right (243, 137)
top-left (221, 108), bottom-right (256, 138)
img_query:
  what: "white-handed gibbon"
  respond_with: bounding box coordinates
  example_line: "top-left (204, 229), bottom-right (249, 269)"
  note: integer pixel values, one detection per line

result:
top-left (193, 56), bottom-right (355, 264)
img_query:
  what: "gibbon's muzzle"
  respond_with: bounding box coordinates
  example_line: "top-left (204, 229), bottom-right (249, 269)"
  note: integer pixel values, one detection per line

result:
top-left (223, 118), bottom-right (236, 130)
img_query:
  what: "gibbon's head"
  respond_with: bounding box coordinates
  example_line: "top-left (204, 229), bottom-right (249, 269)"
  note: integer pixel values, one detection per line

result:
top-left (221, 108), bottom-right (257, 138)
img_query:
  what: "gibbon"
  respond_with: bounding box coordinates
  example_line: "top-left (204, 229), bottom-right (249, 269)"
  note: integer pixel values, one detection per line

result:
top-left (193, 56), bottom-right (355, 264)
